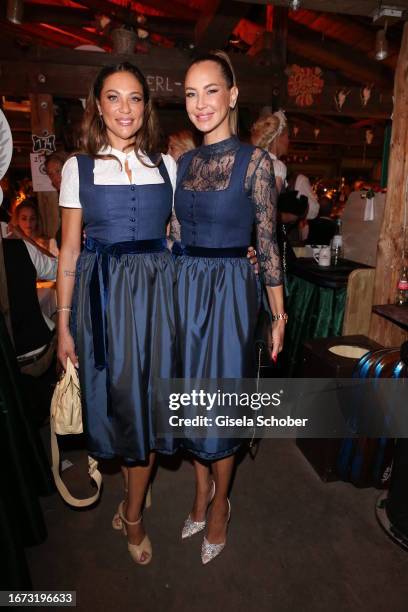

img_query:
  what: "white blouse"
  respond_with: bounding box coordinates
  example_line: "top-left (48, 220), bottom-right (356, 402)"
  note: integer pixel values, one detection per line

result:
top-left (59, 147), bottom-right (177, 208)
top-left (294, 174), bottom-right (320, 220)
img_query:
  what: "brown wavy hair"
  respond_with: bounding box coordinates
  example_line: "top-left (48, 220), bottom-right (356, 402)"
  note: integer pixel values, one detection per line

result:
top-left (13, 199), bottom-right (44, 238)
top-left (187, 51), bottom-right (238, 135)
top-left (81, 62), bottom-right (161, 167)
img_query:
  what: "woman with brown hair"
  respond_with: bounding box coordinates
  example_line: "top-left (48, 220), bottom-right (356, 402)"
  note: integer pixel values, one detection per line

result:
top-left (11, 199), bottom-right (58, 256)
top-left (171, 52), bottom-right (285, 564)
top-left (57, 62), bottom-right (177, 566)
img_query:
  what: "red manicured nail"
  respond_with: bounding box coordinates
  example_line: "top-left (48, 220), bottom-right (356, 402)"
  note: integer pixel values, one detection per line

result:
top-left (272, 355), bottom-right (277, 363)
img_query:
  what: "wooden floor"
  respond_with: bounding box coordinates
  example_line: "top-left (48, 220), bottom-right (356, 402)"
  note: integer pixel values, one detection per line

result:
top-left (27, 438), bottom-right (408, 612)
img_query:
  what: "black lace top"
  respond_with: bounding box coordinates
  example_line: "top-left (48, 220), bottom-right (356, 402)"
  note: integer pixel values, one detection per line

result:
top-left (171, 136), bottom-right (282, 287)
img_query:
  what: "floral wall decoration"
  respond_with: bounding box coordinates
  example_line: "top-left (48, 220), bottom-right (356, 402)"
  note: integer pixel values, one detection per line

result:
top-left (287, 65), bottom-right (324, 107)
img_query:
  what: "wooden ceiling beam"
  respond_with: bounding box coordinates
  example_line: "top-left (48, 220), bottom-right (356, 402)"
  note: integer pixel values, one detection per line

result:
top-left (232, 0), bottom-right (408, 18)
top-left (21, 23), bottom-right (102, 47)
top-left (274, 6), bottom-right (288, 66)
top-left (6, 4), bottom-right (193, 39)
top-left (247, 5), bottom-right (288, 66)
top-left (50, 26), bottom-right (110, 48)
top-left (290, 124), bottom-right (384, 146)
top-left (195, 0), bottom-right (250, 50)
top-left (314, 115), bottom-right (352, 128)
top-left (74, 0), bottom-right (199, 23)
top-left (4, 3), bottom-right (94, 26)
top-left (0, 19), bottom-right (94, 48)
top-left (287, 21), bottom-right (394, 88)
top-left (0, 37), bottom-right (393, 116)
top-left (0, 41), bottom-right (279, 105)
top-left (288, 9), bottom-right (400, 70)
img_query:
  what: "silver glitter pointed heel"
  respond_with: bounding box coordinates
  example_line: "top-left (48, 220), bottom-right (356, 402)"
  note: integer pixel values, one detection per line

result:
top-left (181, 480), bottom-right (215, 540)
top-left (201, 499), bottom-right (231, 565)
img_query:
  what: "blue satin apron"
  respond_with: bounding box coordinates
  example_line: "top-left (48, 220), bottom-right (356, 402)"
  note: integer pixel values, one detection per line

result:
top-left (174, 143), bottom-right (260, 460)
top-left (71, 154), bottom-right (177, 463)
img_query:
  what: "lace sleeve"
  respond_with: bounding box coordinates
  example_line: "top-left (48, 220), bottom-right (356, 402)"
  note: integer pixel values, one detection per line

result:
top-left (246, 149), bottom-right (283, 287)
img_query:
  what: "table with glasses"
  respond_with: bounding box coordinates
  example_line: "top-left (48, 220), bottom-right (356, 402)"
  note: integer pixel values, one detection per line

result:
top-left (282, 257), bottom-right (372, 376)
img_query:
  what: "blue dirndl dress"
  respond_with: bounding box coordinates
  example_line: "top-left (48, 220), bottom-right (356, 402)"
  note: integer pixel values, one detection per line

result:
top-left (173, 139), bottom-right (261, 460)
top-left (71, 155), bottom-right (177, 463)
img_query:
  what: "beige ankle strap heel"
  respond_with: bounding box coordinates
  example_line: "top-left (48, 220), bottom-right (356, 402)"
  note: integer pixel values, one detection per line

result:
top-left (118, 504), bottom-right (152, 565)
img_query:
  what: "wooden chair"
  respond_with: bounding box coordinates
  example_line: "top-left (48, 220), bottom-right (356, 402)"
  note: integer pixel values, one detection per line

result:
top-left (342, 268), bottom-right (376, 336)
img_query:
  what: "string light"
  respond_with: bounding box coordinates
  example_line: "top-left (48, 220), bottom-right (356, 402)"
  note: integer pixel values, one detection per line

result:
top-left (375, 22), bottom-right (389, 60)
top-left (6, 0), bottom-right (23, 24)
top-left (289, 0), bottom-right (302, 10)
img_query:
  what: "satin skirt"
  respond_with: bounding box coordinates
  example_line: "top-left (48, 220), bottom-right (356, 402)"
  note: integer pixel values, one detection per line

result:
top-left (175, 254), bottom-right (260, 460)
top-left (71, 248), bottom-right (177, 463)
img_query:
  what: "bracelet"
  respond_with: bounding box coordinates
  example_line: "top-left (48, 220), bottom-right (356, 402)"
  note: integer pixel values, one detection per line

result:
top-left (56, 307), bottom-right (72, 313)
top-left (272, 313), bottom-right (288, 323)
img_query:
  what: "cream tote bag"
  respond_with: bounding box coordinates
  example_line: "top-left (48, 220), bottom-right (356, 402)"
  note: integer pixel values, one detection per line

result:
top-left (50, 357), bottom-right (102, 507)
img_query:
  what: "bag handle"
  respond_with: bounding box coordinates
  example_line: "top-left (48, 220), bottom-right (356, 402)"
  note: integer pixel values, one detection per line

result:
top-left (63, 357), bottom-right (80, 390)
top-left (50, 417), bottom-right (102, 508)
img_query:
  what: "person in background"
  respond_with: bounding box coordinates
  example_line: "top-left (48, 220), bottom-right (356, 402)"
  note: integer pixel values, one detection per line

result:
top-left (44, 151), bottom-right (68, 192)
top-left (0, 195), bottom-right (12, 238)
top-left (277, 190), bottom-right (308, 274)
top-left (292, 174), bottom-right (319, 221)
top-left (44, 152), bottom-right (69, 250)
top-left (284, 170), bottom-right (320, 242)
top-left (10, 200), bottom-right (58, 257)
top-left (306, 195), bottom-right (337, 246)
top-left (3, 237), bottom-right (57, 376)
top-left (167, 129), bottom-right (196, 161)
top-left (250, 109), bottom-right (288, 194)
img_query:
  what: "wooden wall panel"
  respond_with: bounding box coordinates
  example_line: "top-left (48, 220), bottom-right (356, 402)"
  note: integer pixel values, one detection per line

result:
top-left (29, 94), bottom-right (59, 239)
top-left (368, 22), bottom-right (408, 347)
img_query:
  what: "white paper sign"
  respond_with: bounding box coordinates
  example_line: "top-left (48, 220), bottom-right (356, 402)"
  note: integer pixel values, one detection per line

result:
top-left (30, 152), bottom-right (56, 192)
top-left (363, 197), bottom-right (375, 221)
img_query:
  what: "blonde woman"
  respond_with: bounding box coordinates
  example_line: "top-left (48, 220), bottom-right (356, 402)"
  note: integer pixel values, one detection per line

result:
top-left (251, 111), bottom-right (319, 233)
top-left (250, 110), bottom-right (289, 194)
top-left (167, 129), bottom-right (196, 161)
top-left (171, 52), bottom-right (285, 564)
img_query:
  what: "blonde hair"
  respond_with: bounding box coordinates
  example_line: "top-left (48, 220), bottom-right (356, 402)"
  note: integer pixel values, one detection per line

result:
top-left (187, 50), bottom-right (238, 135)
top-left (251, 110), bottom-right (288, 150)
top-left (168, 130), bottom-right (196, 155)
